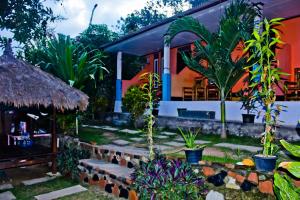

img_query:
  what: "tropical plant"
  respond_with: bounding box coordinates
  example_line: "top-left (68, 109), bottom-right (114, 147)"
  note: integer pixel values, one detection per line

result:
top-left (57, 140), bottom-right (90, 179)
top-left (123, 85), bottom-right (147, 125)
top-left (167, 0), bottom-right (257, 138)
top-left (140, 72), bottom-right (160, 160)
top-left (131, 153), bottom-right (205, 200)
top-left (244, 18), bottom-right (288, 156)
top-left (240, 87), bottom-right (258, 115)
top-left (31, 34), bottom-right (107, 92)
top-left (178, 128), bottom-right (203, 149)
top-left (274, 140), bottom-right (300, 199)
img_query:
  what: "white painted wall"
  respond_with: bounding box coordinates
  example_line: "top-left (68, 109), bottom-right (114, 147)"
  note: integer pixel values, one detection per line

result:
top-left (158, 101), bottom-right (300, 126)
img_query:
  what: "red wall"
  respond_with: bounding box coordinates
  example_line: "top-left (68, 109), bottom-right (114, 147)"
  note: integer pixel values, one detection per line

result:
top-left (122, 17), bottom-right (300, 98)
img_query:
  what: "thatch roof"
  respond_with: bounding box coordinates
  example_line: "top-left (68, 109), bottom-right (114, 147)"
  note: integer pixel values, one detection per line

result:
top-left (0, 41), bottom-right (89, 111)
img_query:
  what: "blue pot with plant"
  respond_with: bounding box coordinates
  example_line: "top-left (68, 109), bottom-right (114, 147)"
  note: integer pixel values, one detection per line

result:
top-left (178, 128), bottom-right (205, 165)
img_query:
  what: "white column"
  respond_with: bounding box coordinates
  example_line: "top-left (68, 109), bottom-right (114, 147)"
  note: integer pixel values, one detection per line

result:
top-left (114, 51), bottom-right (122, 113)
top-left (162, 35), bottom-right (171, 101)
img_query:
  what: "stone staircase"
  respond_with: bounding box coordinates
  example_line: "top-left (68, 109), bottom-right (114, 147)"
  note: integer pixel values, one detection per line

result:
top-left (78, 143), bottom-right (149, 199)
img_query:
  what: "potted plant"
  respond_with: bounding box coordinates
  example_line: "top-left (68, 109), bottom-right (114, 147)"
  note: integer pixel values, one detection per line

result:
top-left (178, 128), bottom-right (205, 165)
top-left (244, 18), bottom-right (287, 172)
top-left (240, 88), bottom-right (257, 123)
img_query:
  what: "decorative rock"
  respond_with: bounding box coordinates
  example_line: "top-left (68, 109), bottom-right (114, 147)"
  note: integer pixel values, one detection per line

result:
top-left (199, 160), bottom-right (207, 166)
top-left (225, 176), bottom-right (240, 190)
top-left (259, 175), bottom-right (266, 181)
top-left (227, 171), bottom-right (238, 179)
top-left (224, 163), bottom-right (235, 169)
top-left (99, 179), bottom-right (107, 188)
top-left (205, 190), bottom-right (224, 200)
top-left (129, 190), bottom-right (138, 200)
top-left (235, 174), bottom-right (246, 184)
top-left (293, 180), bottom-right (300, 187)
top-left (207, 171), bottom-right (227, 186)
top-left (202, 166), bottom-right (215, 177)
top-left (247, 172), bottom-right (258, 185)
top-left (112, 184), bottom-right (120, 197)
top-left (258, 180), bottom-right (274, 195)
top-left (241, 180), bottom-right (255, 192)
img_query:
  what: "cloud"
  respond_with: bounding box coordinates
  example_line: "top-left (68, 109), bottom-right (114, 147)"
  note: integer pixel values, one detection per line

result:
top-left (49, 0), bottom-right (148, 37)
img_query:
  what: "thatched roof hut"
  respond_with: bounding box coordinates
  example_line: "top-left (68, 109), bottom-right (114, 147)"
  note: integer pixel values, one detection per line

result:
top-left (0, 41), bottom-right (89, 111)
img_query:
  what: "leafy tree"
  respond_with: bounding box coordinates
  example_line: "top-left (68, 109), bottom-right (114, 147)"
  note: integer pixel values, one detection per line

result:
top-left (117, 1), bottom-right (166, 34)
top-left (0, 0), bottom-right (61, 44)
top-left (167, 0), bottom-right (257, 138)
top-left (28, 34), bottom-right (106, 93)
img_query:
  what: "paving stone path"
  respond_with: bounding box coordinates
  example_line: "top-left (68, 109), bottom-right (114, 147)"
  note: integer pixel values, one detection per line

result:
top-left (213, 143), bottom-right (262, 153)
top-left (0, 191), bottom-right (16, 200)
top-left (130, 137), bottom-right (144, 142)
top-left (100, 126), bottom-right (119, 131)
top-left (112, 139), bottom-right (131, 146)
top-left (195, 140), bottom-right (211, 144)
top-left (154, 144), bottom-right (173, 151)
top-left (34, 185), bottom-right (87, 200)
top-left (0, 183), bottom-right (13, 191)
top-left (161, 131), bottom-right (177, 136)
top-left (155, 135), bottom-right (169, 139)
top-left (203, 147), bottom-right (227, 158)
top-left (22, 176), bottom-right (56, 186)
top-left (164, 141), bottom-right (185, 147)
top-left (120, 129), bottom-right (141, 134)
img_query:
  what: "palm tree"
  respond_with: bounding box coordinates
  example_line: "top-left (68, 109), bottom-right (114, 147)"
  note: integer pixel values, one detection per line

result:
top-left (167, 0), bottom-right (257, 138)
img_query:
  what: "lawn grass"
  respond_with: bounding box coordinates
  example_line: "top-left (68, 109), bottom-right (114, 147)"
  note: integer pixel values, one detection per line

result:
top-left (11, 177), bottom-right (114, 200)
top-left (78, 128), bottom-right (111, 145)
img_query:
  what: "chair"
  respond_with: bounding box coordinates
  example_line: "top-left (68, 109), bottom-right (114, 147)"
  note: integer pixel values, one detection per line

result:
top-left (206, 82), bottom-right (220, 100)
top-left (193, 77), bottom-right (206, 100)
top-left (182, 87), bottom-right (193, 101)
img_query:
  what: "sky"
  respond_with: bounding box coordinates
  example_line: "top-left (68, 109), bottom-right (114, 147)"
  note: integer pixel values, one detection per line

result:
top-left (48, 0), bottom-right (149, 37)
top-left (0, 0), bottom-right (148, 40)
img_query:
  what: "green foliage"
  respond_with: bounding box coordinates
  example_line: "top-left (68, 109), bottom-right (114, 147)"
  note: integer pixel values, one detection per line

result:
top-left (131, 153), bottom-right (205, 200)
top-left (0, 0), bottom-right (61, 44)
top-left (178, 128), bottom-right (204, 149)
top-left (240, 87), bottom-right (258, 114)
top-left (167, 0), bottom-right (257, 138)
top-left (244, 18), bottom-right (287, 156)
top-left (123, 85), bottom-right (147, 123)
top-left (274, 140), bottom-right (300, 199)
top-left (27, 34), bottom-right (107, 93)
top-left (140, 72), bottom-right (160, 160)
top-left (57, 140), bottom-right (90, 179)
top-left (56, 114), bottom-right (76, 135)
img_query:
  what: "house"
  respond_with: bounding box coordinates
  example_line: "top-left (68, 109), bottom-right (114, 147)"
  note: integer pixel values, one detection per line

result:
top-left (102, 0), bottom-right (300, 126)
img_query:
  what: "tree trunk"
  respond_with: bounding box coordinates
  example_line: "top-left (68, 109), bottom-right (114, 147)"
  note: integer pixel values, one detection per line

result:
top-left (220, 89), bottom-right (227, 139)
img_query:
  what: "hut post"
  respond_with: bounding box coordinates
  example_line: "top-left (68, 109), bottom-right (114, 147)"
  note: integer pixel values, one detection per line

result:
top-left (51, 108), bottom-right (57, 174)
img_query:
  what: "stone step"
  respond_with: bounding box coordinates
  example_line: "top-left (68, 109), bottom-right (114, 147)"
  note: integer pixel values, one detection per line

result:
top-left (213, 143), bottom-right (262, 153)
top-left (22, 176), bottom-right (56, 186)
top-left (78, 159), bottom-right (137, 199)
top-left (0, 191), bottom-right (16, 200)
top-left (34, 185), bottom-right (87, 200)
top-left (0, 183), bottom-right (13, 191)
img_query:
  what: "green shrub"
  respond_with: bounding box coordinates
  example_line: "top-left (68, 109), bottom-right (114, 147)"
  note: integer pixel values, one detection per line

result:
top-left (57, 140), bottom-right (90, 179)
top-left (123, 85), bottom-right (146, 123)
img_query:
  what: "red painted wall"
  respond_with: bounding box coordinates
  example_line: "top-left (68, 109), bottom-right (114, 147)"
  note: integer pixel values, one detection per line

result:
top-left (122, 17), bottom-right (299, 98)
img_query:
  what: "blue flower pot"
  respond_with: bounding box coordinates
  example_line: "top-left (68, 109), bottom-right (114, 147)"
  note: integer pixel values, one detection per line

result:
top-left (185, 149), bottom-right (203, 165)
top-left (253, 155), bottom-right (277, 172)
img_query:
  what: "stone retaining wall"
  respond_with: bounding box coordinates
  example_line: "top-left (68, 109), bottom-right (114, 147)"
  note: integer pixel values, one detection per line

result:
top-left (97, 112), bottom-right (300, 141)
